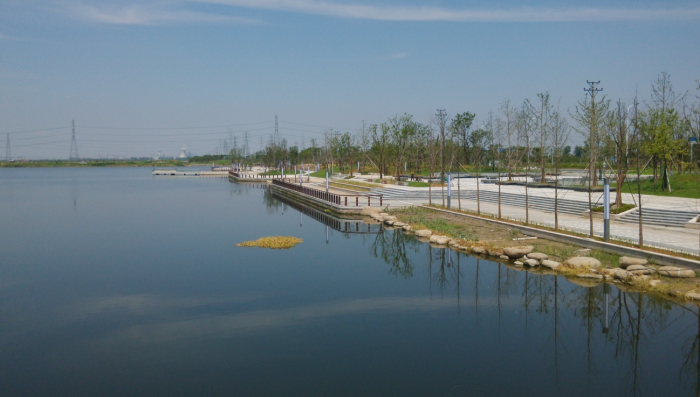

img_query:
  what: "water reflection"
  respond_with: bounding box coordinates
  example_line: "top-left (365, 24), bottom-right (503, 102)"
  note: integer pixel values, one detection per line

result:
top-left (366, 226), bottom-right (700, 396)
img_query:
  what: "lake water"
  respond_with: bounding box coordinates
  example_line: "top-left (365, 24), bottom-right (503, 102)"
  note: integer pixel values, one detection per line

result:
top-left (1, 167), bottom-right (700, 396)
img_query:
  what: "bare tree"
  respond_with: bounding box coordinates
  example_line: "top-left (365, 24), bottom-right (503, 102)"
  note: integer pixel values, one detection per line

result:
top-left (500, 99), bottom-right (519, 181)
top-left (525, 92), bottom-right (552, 184)
top-left (518, 105), bottom-right (534, 224)
top-left (572, 89), bottom-right (610, 236)
top-left (549, 105), bottom-right (570, 231)
top-left (426, 121), bottom-right (439, 206)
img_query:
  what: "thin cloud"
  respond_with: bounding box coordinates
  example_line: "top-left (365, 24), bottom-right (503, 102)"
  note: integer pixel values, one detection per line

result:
top-left (193, 0), bottom-right (700, 22)
top-left (65, 2), bottom-right (260, 25)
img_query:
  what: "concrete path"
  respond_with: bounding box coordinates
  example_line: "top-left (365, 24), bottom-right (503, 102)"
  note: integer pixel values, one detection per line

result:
top-left (374, 177), bottom-right (700, 255)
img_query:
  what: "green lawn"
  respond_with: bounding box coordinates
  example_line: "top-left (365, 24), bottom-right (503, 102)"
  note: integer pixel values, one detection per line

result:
top-left (617, 173), bottom-right (700, 199)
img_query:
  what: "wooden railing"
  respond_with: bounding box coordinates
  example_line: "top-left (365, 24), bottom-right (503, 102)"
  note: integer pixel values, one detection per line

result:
top-left (272, 179), bottom-right (383, 207)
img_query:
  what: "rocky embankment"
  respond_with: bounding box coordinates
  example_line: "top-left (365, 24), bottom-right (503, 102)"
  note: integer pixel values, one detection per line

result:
top-left (370, 212), bottom-right (700, 302)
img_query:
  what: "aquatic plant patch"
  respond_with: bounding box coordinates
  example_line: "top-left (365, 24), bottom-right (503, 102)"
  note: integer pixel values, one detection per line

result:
top-left (236, 236), bottom-right (303, 249)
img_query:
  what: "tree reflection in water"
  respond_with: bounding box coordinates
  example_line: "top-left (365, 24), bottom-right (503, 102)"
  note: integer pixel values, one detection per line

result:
top-left (367, 228), bottom-right (700, 395)
top-left (369, 226), bottom-right (421, 279)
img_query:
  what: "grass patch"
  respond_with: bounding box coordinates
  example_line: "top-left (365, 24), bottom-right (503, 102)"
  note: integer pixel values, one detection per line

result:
top-left (331, 180), bottom-right (380, 189)
top-left (328, 181), bottom-right (370, 192)
top-left (236, 236), bottom-right (303, 249)
top-left (591, 203), bottom-right (636, 214)
top-left (615, 173), bottom-right (700, 199)
top-left (389, 207), bottom-right (479, 241)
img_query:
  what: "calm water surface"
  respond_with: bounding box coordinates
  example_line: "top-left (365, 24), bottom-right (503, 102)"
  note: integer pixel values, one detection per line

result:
top-left (1, 168), bottom-right (700, 396)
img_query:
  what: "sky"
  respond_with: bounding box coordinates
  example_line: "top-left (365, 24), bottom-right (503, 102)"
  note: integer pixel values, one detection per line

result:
top-left (1, 0), bottom-right (699, 159)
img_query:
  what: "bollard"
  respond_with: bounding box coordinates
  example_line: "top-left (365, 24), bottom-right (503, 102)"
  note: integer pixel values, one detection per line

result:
top-left (356, 197), bottom-right (358, 206)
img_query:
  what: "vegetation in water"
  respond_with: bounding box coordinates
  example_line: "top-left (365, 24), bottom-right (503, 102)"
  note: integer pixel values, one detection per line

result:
top-left (236, 236), bottom-right (303, 249)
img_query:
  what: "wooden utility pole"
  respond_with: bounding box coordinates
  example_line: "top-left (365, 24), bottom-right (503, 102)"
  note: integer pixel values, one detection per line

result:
top-left (584, 81), bottom-right (602, 236)
top-left (437, 109), bottom-right (447, 207)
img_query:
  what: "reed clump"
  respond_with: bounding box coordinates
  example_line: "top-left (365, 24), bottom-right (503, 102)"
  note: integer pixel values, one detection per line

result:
top-left (236, 236), bottom-right (303, 249)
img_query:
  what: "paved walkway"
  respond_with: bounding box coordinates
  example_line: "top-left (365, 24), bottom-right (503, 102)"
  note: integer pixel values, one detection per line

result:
top-left (370, 177), bottom-right (700, 255)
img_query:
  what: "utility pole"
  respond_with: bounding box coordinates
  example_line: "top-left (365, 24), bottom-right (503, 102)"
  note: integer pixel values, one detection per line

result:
top-left (5, 133), bottom-right (10, 162)
top-left (584, 81), bottom-right (602, 188)
top-left (436, 109), bottom-right (447, 206)
top-left (584, 81), bottom-right (602, 237)
top-left (69, 120), bottom-right (79, 161)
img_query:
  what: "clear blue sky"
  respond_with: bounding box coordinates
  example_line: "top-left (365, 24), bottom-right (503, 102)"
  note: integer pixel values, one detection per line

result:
top-left (1, 0), bottom-right (699, 159)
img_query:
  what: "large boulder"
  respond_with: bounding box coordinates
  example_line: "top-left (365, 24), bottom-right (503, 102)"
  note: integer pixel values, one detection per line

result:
top-left (527, 253), bottom-right (548, 261)
top-left (524, 259), bottom-right (540, 267)
top-left (500, 255), bottom-right (511, 260)
top-left (429, 235), bottom-right (442, 243)
top-left (415, 229), bottom-right (432, 238)
top-left (619, 256), bottom-right (648, 269)
top-left (627, 265), bottom-right (652, 275)
top-left (393, 222), bottom-right (406, 227)
top-left (541, 260), bottom-right (561, 270)
top-left (503, 246), bottom-right (534, 259)
top-left (613, 268), bottom-right (632, 281)
top-left (565, 257), bottom-right (602, 269)
top-left (435, 237), bottom-right (451, 246)
top-left (658, 266), bottom-right (696, 278)
top-left (488, 249), bottom-right (503, 257)
top-left (402, 225), bottom-right (412, 231)
top-left (471, 246), bottom-right (487, 254)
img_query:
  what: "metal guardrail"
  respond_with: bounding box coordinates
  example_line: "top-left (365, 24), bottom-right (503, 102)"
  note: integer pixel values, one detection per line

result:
top-left (272, 179), bottom-right (383, 207)
top-left (229, 171), bottom-right (291, 180)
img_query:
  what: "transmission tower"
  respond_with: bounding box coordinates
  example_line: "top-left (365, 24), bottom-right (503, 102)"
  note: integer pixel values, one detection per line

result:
top-left (5, 133), bottom-right (11, 161)
top-left (233, 135), bottom-right (238, 150)
top-left (69, 120), bottom-right (79, 161)
top-left (275, 115), bottom-right (279, 145)
top-left (243, 132), bottom-right (249, 157)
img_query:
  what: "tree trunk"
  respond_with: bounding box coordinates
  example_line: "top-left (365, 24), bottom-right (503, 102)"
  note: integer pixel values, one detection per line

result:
top-left (498, 159), bottom-right (502, 219)
top-left (477, 165), bottom-right (481, 215)
top-left (457, 165), bottom-right (461, 211)
top-left (428, 168), bottom-right (432, 205)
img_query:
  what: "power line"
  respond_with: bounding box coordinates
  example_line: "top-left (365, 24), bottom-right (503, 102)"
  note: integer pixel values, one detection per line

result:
top-left (78, 121), bottom-right (271, 130)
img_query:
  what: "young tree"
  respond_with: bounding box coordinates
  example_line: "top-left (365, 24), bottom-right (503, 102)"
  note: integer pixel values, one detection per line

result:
top-left (572, 85), bottom-right (610, 236)
top-left (499, 99), bottom-right (519, 181)
top-left (572, 84), bottom-right (610, 189)
top-left (470, 126), bottom-right (491, 215)
top-left (639, 107), bottom-right (684, 190)
top-left (607, 101), bottom-right (633, 207)
top-left (449, 112), bottom-right (476, 166)
top-left (518, 105), bottom-right (534, 224)
top-left (370, 123), bottom-right (390, 179)
top-left (525, 92), bottom-right (553, 183)
top-left (388, 114), bottom-right (419, 181)
top-left (549, 106), bottom-right (570, 231)
top-left (426, 123), bottom-right (439, 205)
